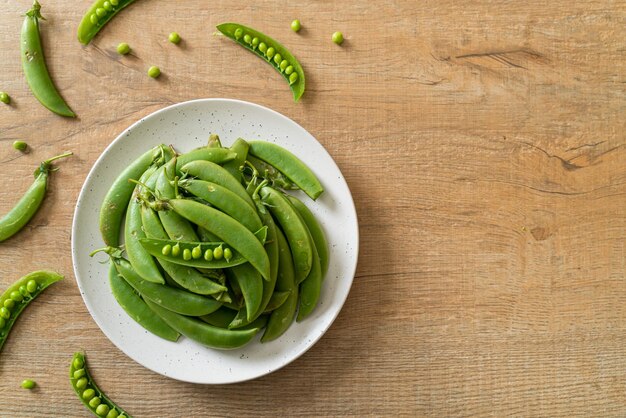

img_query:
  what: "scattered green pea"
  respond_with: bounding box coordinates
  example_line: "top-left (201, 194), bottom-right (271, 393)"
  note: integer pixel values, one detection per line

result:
top-left (192, 245), bottom-right (202, 259)
top-left (148, 66), bottom-right (161, 79)
top-left (26, 279), bottom-right (37, 293)
top-left (266, 47), bottom-right (275, 60)
top-left (332, 31), bottom-right (344, 45)
top-left (0, 307), bottom-right (10, 319)
top-left (243, 34), bottom-right (252, 44)
top-left (12, 141), bottom-right (27, 152)
top-left (280, 60), bottom-right (288, 72)
top-left (96, 8), bottom-right (106, 18)
top-left (183, 248), bottom-right (192, 261)
top-left (224, 248), bottom-right (233, 262)
top-left (10, 291), bottom-right (23, 302)
top-left (234, 28), bottom-right (243, 40)
top-left (4, 299), bottom-right (15, 309)
top-left (75, 377), bottom-right (88, 390)
top-left (168, 32), bottom-right (181, 44)
top-left (162, 244), bottom-right (172, 256)
top-left (258, 42), bottom-right (267, 54)
top-left (0, 92), bottom-right (10, 104)
top-left (172, 243), bottom-right (181, 256)
top-left (73, 368), bottom-right (86, 379)
top-left (0, 317), bottom-right (5, 328)
top-left (291, 19), bottom-right (301, 32)
top-left (273, 53), bottom-right (282, 65)
top-left (106, 409), bottom-right (119, 418)
top-left (285, 65), bottom-right (294, 75)
top-left (116, 43), bottom-right (130, 55)
top-left (90, 14), bottom-right (98, 24)
top-left (97, 404), bottom-right (111, 416)
top-left (89, 397), bottom-right (102, 408)
top-left (83, 388), bottom-right (96, 401)
top-left (103, 1), bottom-right (112, 11)
top-left (289, 72), bottom-right (299, 85)
top-left (204, 249), bottom-right (213, 261)
top-left (21, 379), bottom-right (36, 389)
top-left (73, 357), bottom-right (84, 369)
top-left (213, 245), bottom-right (224, 260)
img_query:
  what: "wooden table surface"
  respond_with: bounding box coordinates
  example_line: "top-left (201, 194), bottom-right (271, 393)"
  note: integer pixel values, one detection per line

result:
top-left (1, 0), bottom-right (625, 416)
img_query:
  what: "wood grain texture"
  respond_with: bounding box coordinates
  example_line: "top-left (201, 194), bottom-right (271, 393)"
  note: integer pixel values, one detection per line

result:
top-left (0, 0), bottom-right (625, 416)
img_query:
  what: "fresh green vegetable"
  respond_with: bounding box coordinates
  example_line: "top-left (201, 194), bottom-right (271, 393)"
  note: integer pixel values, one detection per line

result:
top-left (168, 32), bottom-right (181, 44)
top-left (0, 92), bottom-right (10, 104)
top-left (0, 152), bottom-right (72, 242)
top-left (21, 379), bottom-right (36, 389)
top-left (216, 23), bottom-right (305, 101)
top-left (13, 141), bottom-right (28, 152)
top-left (0, 271), bottom-right (63, 353)
top-left (332, 31), bottom-right (344, 45)
top-left (287, 195), bottom-right (329, 276)
top-left (116, 42), bottom-right (130, 55)
top-left (22, 1), bottom-right (75, 117)
top-left (291, 19), bottom-right (301, 32)
top-left (77, 0), bottom-right (137, 45)
top-left (139, 238), bottom-right (244, 269)
top-left (148, 66), bottom-right (161, 78)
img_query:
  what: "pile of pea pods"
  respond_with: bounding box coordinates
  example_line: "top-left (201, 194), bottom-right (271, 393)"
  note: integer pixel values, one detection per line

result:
top-left (95, 135), bottom-right (328, 350)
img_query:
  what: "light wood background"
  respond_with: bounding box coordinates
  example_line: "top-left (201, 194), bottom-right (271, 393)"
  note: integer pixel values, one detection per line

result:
top-left (0, 0), bottom-right (625, 416)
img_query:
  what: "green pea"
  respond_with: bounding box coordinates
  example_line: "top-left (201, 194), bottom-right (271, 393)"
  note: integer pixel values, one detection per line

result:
top-left (26, 279), bottom-right (37, 293)
top-left (266, 47), bottom-right (275, 60)
top-left (148, 66), bottom-right (161, 78)
top-left (73, 368), bottom-right (86, 379)
top-left (89, 397), bottom-right (102, 408)
top-left (110, 0), bottom-right (119, 5)
top-left (280, 60), bottom-right (288, 72)
top-left (251, 37), bottom-right (259, 48)
top-left (169, 32), bottom-right (181, 44)
top-left (96, 8), bottom-right (106, 18)
top-left (83, 388), bottom-right (96, 401)
top-left (162, 244), bottom-right (172, 256)
top-left (258, 42), bottom-right (267, 54)
top-left (97, 404), bottom-right (111, 416)
top-left (21, 379), bottom-right (36, 389)
top-left (10, 291), bottom-right (23, 302)
top-left (106, 410), bottom-right (119, 418)
top-left (75, 377), bottom-right (88, 390)
top-left (172, 243), bottom-right (181, 256)
top-left (204, 249), bottom-right (213, 261)
top-left (116, 43), bottom-right (130, 55)
top-left (4, 299), bottom-right (15, 310)
top-left (90, 13), bottom-right (98, 24)
top-left (192, 246), bottom-right (202, 259)
top-left (0, 317), bottom-right (5, 329)
top-left (289, 72), bottom-right (299, 85)
top-left (0, 92), bottom-right (10, 104)
top-left (291, 19), bottom-right (301, 32)
top-left (234, 28), bottom-right (243, 40)
top-left (12, 141), bottom-right (27, 151)
top-left (0, 307), bottom-right (10, 319)
top-left (183, 248), bottom-right (192, 261)
top-left (213, 245), bottom-right (224, 260)
top-left (273, 53), bottom-right (282, 65)
top-left (103, 1), bottom-right (112, 11)
top-left (332, 31), bottom-right (344, 45)
top-left (19, 286), bottom-right (30, 298)
top-left (73, 357), bottom-right (84, 369)
top-left (224, 248), bottom-right (233, 262)
top-left (285, 65), bottom-right (294, 75)
top-left (243, 34), bottom-right (252, 44)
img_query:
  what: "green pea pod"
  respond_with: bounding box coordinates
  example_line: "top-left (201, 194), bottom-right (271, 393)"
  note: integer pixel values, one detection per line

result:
top-left (260, 187), bottom-right (312, 284)
top-left (201, 308), bottom-right (268, 331)
top-left (0, 270), bottom-right (63, 353)
top-left (108, 262), bottom-right (180, 342)
top-left (249, 141), bottom-right (323, 200)
top-left (0, 152), bottom-right (72, 242)
top-left (287, 195), bottom-right (329, 277)
top-left (217, 23), bottom-right (306, 102)
top-left (247, 155), bottom-right (299, 191)
top-left (99, 145), bottom-right (167, 247)
top-left (140, 206), bottom-right (227, 295)
top-left (77, 0), bottom-right (137, 45)
top-left (156, 161), bottom-right (200, 242)
top-left (296, 222), bottom-right (323, 322)
top-left (221, 138), bottom-right (250, 183)
top-left (145, 299), bottom-right (259, 350)
top-left (69, 352), bottom-right (132, 418)
top-left (124, 166), bottom-right (164, 284)
top-left (226, 264), bottom-right (263, 322)
top-left (262, 227), bottom-right (298, 342)
top-left (175, 148), bottom-right (237, 172)
top-left (181, 159), bottom-right (254, 208)
top-left (22, 1), bottom-right (75, 117)
top-left (139, 238), bottom-right (245, 268)
top-left (112, 255), bottom-right (221, 316)
top-left (177, 178), bottom-right (263, 232)
top-left (263, 291), bottom-right (291, 314)
top-left (166, 199), bottom-right (271, 281)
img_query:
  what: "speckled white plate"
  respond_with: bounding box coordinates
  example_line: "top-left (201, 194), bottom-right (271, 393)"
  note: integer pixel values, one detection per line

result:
top-left (71, 98), bottom-right (358, 384)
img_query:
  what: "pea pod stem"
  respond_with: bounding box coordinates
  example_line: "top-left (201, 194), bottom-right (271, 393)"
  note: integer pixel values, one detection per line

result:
top-left (22, 1), bottom-right (75, 117)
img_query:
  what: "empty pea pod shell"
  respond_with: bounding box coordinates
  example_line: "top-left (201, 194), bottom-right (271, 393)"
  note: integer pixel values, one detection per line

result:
top-left (216, 23), bottom-right (306, 102)
top-left (69, 351), bottom-right (132, 417)
top-left (77, 0), bottom-right (137, 45)
top-left (0, 270), bottom-right (63, 353)
top-left (22, 1), bottom-right (75, 117)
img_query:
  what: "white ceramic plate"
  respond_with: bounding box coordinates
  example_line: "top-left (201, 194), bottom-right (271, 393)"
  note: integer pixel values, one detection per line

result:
top-left (71, 98), bottom-right (358, 384)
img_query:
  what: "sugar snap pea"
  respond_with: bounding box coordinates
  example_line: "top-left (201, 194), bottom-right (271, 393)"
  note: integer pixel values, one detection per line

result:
top-left (156, 160), bottom-right (200, 242)
top-left (246, 155), bottom-right (299, 190)
top-left (249, 141), bottom-right (323, 200)
top-left (99, 145), bottom-right (166, 247)
top-left (226, 264), bottom-right (263, 322)
top-left (287, 195), bottom-right (329, 277)
top-left (0, 270), bottom-right (63, 353)
top-left (139, 238), bottom-right (245, 268)
top-left (263, 290), bottom-right (291, 313)
top-left (145, 299), bottom-right (259, 350)
top-left (296, 227), bottom-right (322, 321)
top-left (0, 152), bottom-right (72, 242)
top-left (217, 23), bottom-right (306, 102)
top-left (108, 262), bottom-right (180, 342)
top-left (221, 138), bottom-right (249, 183)
top-left (70, 352), bottom-right (131, 417)
top-left (22, 1), bottom-right (75, 117)
top-left (200, 307), bottom-right (268, 331)
top-left (77, 0), bottom-right (137, 45)
top-left (175, 147), bottom-right (237, 172)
